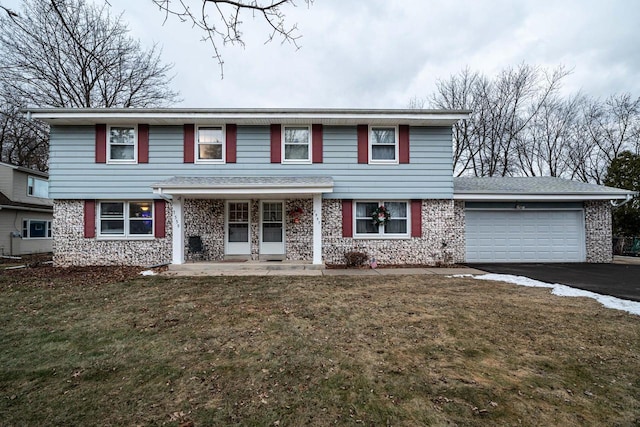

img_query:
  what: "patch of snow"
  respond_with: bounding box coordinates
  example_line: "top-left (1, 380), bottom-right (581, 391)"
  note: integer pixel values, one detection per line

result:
top-left (474, 274), bottom-right (640, 316)
top-left (447, 274), bottom-right (475, 278)
top-left (140, 270), bottom-right (156, 276)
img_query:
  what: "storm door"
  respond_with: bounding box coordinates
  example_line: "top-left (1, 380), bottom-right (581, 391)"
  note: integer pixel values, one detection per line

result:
top-left (225, 201), bottom-right (250, 255)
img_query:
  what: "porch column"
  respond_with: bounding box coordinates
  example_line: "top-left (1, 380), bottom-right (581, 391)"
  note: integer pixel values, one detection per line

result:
top-left (172, 196), bottom-right (184, 264)
top-left (312, 194), bottom-right (322, 265)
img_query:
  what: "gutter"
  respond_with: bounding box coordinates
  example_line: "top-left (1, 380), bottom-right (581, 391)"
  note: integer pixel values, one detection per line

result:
top-left (611, 193), bottom-right (635, 208)
top-left (0, 204), bottom-right (53, 213)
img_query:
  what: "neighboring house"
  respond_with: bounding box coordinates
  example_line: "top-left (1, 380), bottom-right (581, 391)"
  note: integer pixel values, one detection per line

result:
top-left (0, 162), bottom-right (53, 256)
top-left (27, 108), bottom-right (636, 266)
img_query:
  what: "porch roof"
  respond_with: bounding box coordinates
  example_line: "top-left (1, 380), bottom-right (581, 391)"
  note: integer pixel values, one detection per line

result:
top-left (152, 176), bottom-right (334, 198)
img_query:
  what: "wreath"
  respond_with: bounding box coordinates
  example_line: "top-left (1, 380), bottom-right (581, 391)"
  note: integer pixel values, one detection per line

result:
top-left (371, 205), bottom-right (391, 226)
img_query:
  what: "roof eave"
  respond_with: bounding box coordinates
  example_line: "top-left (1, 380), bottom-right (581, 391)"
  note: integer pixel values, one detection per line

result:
top-left (454, 193), bottom-right (635, 201)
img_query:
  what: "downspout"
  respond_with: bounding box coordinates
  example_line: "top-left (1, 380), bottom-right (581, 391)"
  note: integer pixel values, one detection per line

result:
top-left (610, 194), bottom-right (634, 208)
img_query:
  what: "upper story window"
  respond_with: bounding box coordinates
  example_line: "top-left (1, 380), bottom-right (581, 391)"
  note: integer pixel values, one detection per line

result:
top-left (108, 125), bottom-right (137, 163)
top-left (98, 201), bottom-right (153, 238)
top-left (27, 176), bottom-right (49, 198)
top-left (369, 126), bottom-right (398, 164)
top-left (354, 200), bottom-right (409, 238)
top-left (196, 126), bottom-right (225, 163)
top-left (22, 219), bottom-right (52, 239)
top-left (283, 126), bottom-right (311, 163)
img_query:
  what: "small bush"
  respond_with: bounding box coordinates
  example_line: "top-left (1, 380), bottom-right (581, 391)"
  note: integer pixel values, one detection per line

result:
top-left (344, 251), bottom-right (369, 268)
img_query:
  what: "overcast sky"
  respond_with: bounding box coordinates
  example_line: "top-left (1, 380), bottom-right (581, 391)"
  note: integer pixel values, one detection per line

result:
top-left (4, 0), bottom-right (640, 108)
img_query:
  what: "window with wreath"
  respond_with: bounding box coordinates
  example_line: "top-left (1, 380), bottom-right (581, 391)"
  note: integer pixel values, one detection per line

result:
top-left (369, 126), bottom-right (398, 163)
top-left (354, 201), bottom-right (408, 237)
top-left (197, 126), bottom-right (225, 162)
top-left (98, 201), bottom-right (153, 237)
top-left (22, 219), bottom-right (52, 239)
top-left (108, 126), bottom-right (137, 163)
top-left (283, 126), bottom-right (311, 163)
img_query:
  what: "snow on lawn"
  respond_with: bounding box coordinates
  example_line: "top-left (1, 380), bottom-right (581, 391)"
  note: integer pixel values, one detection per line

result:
top-left (473, 274), bottom-right (640, 316)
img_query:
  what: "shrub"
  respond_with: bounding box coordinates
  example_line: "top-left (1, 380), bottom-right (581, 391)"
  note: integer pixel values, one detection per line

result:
top-left (344, 251), bottom-right (369, 268)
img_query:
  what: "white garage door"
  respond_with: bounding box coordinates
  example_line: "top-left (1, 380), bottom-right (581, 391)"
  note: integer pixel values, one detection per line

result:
top-left (465, 210), bottom-right (585, 262)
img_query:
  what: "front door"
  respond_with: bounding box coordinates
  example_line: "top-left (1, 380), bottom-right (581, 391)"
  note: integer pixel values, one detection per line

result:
top-left (225, 201), bottom-right (251, 255)
top-left (260, 201), bottom-right (285, 257)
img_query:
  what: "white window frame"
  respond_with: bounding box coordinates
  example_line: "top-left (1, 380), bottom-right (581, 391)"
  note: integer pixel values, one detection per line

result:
top-left (107, 125), bottom-right (138, 164)
top-left (282, 125), bottom-right (312, 164)
top-left (27, 176), bottom-right (49, 198)
top-left (97, 201), bottom-right (155, 240)
top-left (353, 200), bottom-right (410, 239)
top-left (195, 125), bottom-right (226, 164)
top-left (22, 219), bottom-right (52, 239)
top-left (368, 125), bottom-right (399, 165)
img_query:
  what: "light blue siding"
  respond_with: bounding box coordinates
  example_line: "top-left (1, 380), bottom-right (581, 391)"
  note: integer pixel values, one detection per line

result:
top-left (49, 125), bottom-right (454, 199)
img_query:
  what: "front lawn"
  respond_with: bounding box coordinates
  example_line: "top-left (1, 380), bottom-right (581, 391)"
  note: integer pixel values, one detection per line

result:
top-left (1, 269), bottom-right (638, 426)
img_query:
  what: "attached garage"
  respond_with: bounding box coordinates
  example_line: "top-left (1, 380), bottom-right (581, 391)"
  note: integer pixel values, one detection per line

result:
top-left (454, 177), bottom-right (636, 264)
top-left (465, 208), bottom-right (585, 262)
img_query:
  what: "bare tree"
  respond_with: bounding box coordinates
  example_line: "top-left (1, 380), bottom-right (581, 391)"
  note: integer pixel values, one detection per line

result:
top-left (152, 0), bottom-right (310, 77)
top-left (430, 64), bottom-right (570, 177)
top-left (0, 0), bottom-right (180, 108)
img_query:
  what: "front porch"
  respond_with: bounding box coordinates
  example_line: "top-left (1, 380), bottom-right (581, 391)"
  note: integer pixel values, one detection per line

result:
top-left (152, 176), bottom-right (334, 265)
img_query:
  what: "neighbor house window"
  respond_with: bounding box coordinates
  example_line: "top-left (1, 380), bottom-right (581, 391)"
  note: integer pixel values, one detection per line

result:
top-left (369, 126), bottom-right (398, 164)
top-left (196, 126), bottom-right (225, 163)
top-left (98, 201), bottom-right (153, 238)
top-left (22, 219), bottom-right (52, 239)
top-left (283, 126), bottom-right (311, 163)
top-left (108, 125), bottom-right (137, 163)
top-left (27, 176), bottom-right (49, 198)
top-left (354, 201), bottom-right (408, 237)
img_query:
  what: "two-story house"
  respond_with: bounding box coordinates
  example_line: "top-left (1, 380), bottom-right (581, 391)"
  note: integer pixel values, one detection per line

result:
top-left (0, 162), bottom-right (53, 256)
top-left (27, 108), bottom-right (635, 266)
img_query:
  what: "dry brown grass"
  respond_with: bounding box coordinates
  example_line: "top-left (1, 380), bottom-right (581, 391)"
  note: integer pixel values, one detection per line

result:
top-left (0, 269), bottom-right (639, 426)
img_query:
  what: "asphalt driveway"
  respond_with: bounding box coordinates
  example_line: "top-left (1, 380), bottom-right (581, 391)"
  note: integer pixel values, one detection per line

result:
top-left (467, 262), bottom-right (640, 302)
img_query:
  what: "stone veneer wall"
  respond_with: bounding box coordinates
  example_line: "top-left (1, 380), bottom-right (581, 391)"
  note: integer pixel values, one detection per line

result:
top-left (183, 199), bottom-right (225, 261)
top-left (322, 199), bottom-right (465, 266)
top-left (53, 200), bottom-right (172, 266)
top-left (584, 200), bottom-right (613, 263)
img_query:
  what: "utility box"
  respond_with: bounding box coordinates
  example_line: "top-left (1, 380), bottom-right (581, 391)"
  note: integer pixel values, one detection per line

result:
top-left (10, 231), bottom-right (21, 256)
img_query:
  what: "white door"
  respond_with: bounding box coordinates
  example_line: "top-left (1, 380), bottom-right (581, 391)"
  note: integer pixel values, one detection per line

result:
top-left (465, 210), bottom-right (585, 262)
top-left (225, 201), bottom-right (251, 255)
top-left (260, 201), bottom-right (285, 256)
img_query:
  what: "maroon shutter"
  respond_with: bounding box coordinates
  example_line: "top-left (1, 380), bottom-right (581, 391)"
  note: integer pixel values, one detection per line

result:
top-left (357, 125), bottom-right (368, 164)
top-left (95, 124), bottom-right (107, 163)
top-left (84, 200), bottom-right (96, 238)
top-left (342, 199), bottom-right (353, 237)
top-left (138, 124), bottom-right (149, 163)
top-left (411, 200), bottom-right (422, 237)
top-left (399, 125), bottom-right (410, 164)
top-left (183, 124), bottom-right (195, 163)
top-left (154, 199), bottom-right (166, 238)
top-left (226, 124), bottom-right (237, 163)
top-left (270, 124), bottom-right (281, 163)
top-left (312, 124), bottom-right (323, 163)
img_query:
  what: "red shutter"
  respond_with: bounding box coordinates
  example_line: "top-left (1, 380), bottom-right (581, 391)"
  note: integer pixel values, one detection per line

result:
top-left (270, 124), bottom-right (281, 163)
top-left (357, 125), bottom-right (368, 164)
top-left (226, 124), bottom-right (237, 163)
top-left (411, 200), bottom-right (422, 238)
top-left (312, 124), bottom-right (323, 163)
top-left (84, 200), bottom-right (96, 238)
top-left (399, 125), bottom-right (410, 164)
top-left (154, 199), bottom-right (166, 238)
top-left (342, 199), bottom-right (353, 237)
top-left (138, 124), bottom-right (149, 163)
top-left (183, 124), bottom-right (195, 163)
top-left (95, 124), bottom-right (106, 163)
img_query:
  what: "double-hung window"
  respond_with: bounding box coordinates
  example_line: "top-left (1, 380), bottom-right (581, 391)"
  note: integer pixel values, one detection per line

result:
top-left (354, 201), bottom-right (409, 238)
top-left (98, 201), bottom-right (153, 238)
top-left (108, 125), bottom-right (137, 163)
top-left (369, 126), bottom-right (398, 164)
top-left (196, 126), bottom-right (225, 163)
top-left (283, 126), bottom-right (311, 163)
top-left (27, 176), bottom-right (49, 198)
top-left (22, 219), bottom-right (52, 239)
